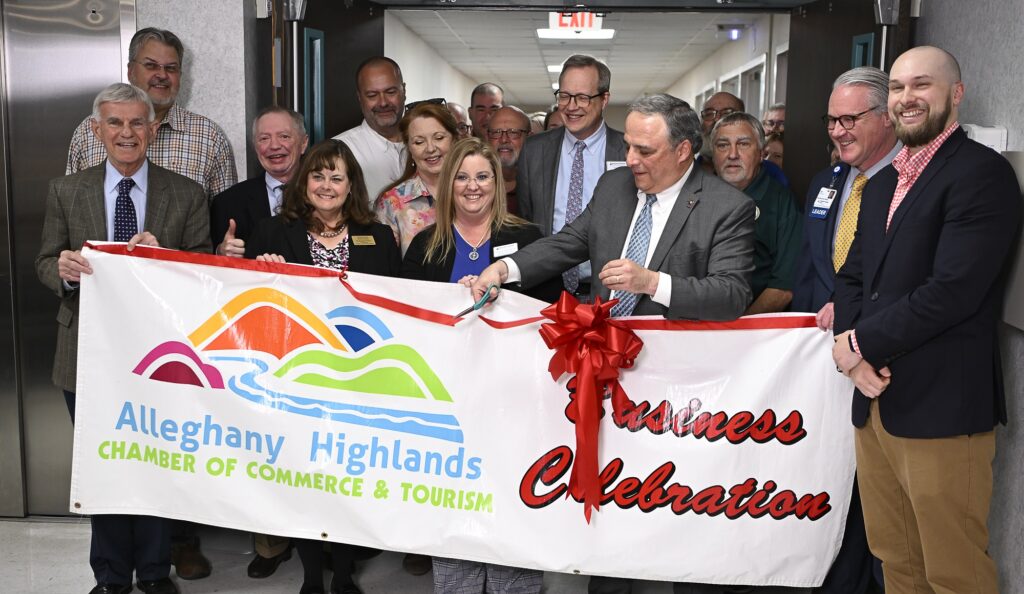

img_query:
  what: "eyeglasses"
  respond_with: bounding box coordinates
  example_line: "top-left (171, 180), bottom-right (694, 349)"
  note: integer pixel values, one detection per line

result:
top-left (132, 60), bottom-right (180, 75)
top-left (822, 107), bottom-right (879, 131)
top-left (457, 124), bottom-right (472, 134)
top-left (454, 172), bottom-right (495, 186)
top-left (486, 128), bottom-right (529, 140)
top-left (553, 91), bottom-right (605, 107)
top-left (405, 98), bottom-right (446, 111)
top-left (700, 107), bottom-right (737, 121)
top-left (762, 119), bottom-right (785, 128)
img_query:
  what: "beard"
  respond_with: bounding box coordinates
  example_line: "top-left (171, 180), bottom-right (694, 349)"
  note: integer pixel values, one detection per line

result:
top-left (893, 94), bottom-right (952, 148)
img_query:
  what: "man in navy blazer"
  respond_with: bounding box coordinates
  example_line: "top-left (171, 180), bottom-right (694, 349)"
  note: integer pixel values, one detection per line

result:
top-left (793, 66), bottom-right (900, 333)
top-left (833, 47), bottom-right (1021, 592)
top-left (792, 66), bottom-right (901, 594)
top-left (211, 106), bottom-right (308, 258)
top-left (516, 54), bottom-right (627, 298)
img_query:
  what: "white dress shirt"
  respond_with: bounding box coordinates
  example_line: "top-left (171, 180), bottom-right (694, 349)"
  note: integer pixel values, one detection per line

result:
top-left (334, 119), bottom-right (407, 202)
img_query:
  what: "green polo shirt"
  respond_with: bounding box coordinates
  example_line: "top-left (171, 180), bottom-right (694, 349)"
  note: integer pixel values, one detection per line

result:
top-left (742, 168), bottom-right (801, 298)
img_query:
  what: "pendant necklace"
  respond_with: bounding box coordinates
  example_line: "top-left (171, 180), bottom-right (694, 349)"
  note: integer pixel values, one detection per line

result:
top-left (454, 223), bottom-right (489, 261)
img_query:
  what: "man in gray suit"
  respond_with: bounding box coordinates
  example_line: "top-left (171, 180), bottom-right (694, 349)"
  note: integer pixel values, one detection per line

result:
top-left (474, 92), bottom-right (753, 320)
top-left (516, 54), bottom-right (628, 298)
top-left (36, 82), bottom-right (210, 594)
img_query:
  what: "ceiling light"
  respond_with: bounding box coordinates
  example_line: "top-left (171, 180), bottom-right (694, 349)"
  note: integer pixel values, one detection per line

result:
top-left (552, 83), bottom-right (560, 91)
top-left (547, 65), bottom-right (562, 73)
top-left (717, 24), bottom-right (746, 41)
top-left (537, 28), bottom-right (616, 40)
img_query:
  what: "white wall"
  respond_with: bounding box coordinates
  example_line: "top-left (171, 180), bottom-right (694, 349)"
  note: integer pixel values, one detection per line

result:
top-left (916, 3), bottom-right (1024, 591)
top-left (136, 0), bottom-right (252, 176)
top-left (384, 14), bottom-right (476, 107)
top-left (665, 14), bottom-right (789, 116)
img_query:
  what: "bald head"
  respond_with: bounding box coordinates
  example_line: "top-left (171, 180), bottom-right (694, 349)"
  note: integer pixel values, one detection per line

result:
top-left (487, 106), bottom-right (531, 169)
top-left (888, 46), bottom-right (965, 150)
top-left (701, 92), bottom-right (745, 134)
top-left (447, 102), bottom-right (472, 139)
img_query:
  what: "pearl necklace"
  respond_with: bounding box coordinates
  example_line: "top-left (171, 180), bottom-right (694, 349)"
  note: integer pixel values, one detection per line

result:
top-left (317, 223), bottom-right (347, 238)
top-left (453, 223), bottom-right (489, 261)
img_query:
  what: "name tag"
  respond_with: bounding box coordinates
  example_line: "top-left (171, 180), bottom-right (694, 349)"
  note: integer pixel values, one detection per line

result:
top-left (606, 161), bottom-right (627, 170)
top-left (493, 242), bottom-right (519, 257)
top-left (809, 188), bottom-right (837, 220)
top-left (350, 235), bottom-right (376, 246)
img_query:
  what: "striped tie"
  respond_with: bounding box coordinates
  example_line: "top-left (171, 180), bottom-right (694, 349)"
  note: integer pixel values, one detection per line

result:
top-left (833, 174), bottom-right (867, 272)
top-left (611, 193), bottom-right (657, 317)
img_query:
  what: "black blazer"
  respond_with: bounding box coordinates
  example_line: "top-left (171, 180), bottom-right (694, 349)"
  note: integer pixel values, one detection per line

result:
top-left (834, 129), bottom-right (1022, 438)
top-left (401, 222), bottom-right (563, 303)
top-left (246, 215), bottom-right (401, 277)
top-left (210, 175), bottom-right (274, 248)
top-left (792, 163), bottom-right (851, 312)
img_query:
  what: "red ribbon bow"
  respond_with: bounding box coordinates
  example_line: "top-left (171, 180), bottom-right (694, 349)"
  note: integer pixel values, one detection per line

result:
top-left (538, 292), bottom-right (644, 522)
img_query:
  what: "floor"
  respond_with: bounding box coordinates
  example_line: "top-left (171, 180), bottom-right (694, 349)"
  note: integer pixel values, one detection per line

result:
top-left (0, 518), bottom-right (676, 594)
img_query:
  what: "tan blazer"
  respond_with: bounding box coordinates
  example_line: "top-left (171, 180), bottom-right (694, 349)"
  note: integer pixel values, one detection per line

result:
top-left (35, 162), bottom-right (212, 392)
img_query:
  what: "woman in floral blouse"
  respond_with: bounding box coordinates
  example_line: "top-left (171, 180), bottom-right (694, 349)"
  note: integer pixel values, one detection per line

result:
top-left (374, 102), bottom-right (459, 256)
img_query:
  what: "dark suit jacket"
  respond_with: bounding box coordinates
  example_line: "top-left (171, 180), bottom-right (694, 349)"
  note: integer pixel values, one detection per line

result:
top-left (834, 129), bottom-right (1022, 437)
top-left (516, 124), bottom-right (626, 233)
top-left (245, 215), bottom-right (400, 278)
top-left (210, 174), bottom-right (275, 248)
top-left (511, 165), bottom-right (755, 320)
top-left (401, 222), bottom-right (563, 303)
top-left (35, 162), bottom-right (212, 392)
top-left (792, 164), bottom-right (851, 312)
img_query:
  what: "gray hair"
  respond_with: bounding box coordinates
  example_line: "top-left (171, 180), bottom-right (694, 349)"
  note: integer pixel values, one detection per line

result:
top-left (627, 93), bottom-right (701, 154)
top-left (128, 27), bottom-right (184, 63)
top-left (251, 105), bottom-right (307, 140)
top-left (711, 112), bottom-right (766, 150)
top-left (91, 83), bottom-right (155, 121)
top-left (560, 54), bottom-right (611, 94)
top-left (832, 67), bottom-right (889, 113)
top-left (767, 102), bottom-right (786, 112)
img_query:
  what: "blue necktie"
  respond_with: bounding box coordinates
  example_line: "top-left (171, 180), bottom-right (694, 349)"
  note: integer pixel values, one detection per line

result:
top-left (562, 140), bottom-right (586, 293)
top-left (611, 193), bottom-right (657, 317)
top-left (113, 177), bottom-right (138, 242)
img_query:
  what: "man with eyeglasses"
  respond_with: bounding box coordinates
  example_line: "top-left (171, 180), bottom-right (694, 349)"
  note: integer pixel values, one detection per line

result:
top-left (447, 102), bottom-right (474, 139)
top-left (333, 56), bottom-right (408, 201)
top-left (516, 54), bottom-right (626, 299)
top-left (67, 28), bottom-right (237, 200)
top-left (700, 92), bottom-right (745, 136)
top-left (761, 103), bottom-right (786, 135)
top-left (791, 66), bottom-right (899, 594)
top-left (485, 106), bottom-right (532, 214)
top-left (469, 82), bottom-right (505, 140)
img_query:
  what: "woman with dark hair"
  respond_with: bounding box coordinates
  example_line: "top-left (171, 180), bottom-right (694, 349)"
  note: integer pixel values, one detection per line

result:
top-left (403, 137), bottom-right (560, 310)
top-left (246, 140), bottom-right (398, 594)
top-left (374, 102), bottom-right (459, 257)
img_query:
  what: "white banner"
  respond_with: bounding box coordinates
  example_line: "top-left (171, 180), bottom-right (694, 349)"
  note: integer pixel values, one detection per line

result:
top-left (73, 245), bottom-right (854, 587)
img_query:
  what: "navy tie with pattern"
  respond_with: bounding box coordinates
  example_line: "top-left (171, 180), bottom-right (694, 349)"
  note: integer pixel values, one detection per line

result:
top-left (562, 140), bottom-right (586, 293)
top-left (113, 177), bottom-right (137, 242)
top-left (610, 193), bottom-right (658, 317)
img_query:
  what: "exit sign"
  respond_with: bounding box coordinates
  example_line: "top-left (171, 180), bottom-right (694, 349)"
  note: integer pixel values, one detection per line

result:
top-left (548, 12), bottom-right (603, 32)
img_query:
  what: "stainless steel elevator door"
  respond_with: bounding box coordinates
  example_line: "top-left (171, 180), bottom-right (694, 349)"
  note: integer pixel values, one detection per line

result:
top-left (2, 0), bottom-right (130, 515)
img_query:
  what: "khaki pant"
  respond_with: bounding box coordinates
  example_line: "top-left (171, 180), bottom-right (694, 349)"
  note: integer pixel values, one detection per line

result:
top-left (855, 400), bottom-right (998, 594)
top-left (254, 533), bottom-right (289, 558)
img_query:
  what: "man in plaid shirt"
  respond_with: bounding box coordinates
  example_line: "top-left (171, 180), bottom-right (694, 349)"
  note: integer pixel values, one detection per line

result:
top-left (66, 27), bottom-right (236, 200)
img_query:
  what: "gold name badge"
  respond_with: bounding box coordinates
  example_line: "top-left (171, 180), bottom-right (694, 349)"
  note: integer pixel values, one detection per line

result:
top-left (351, 235), bottom-right (376, 246)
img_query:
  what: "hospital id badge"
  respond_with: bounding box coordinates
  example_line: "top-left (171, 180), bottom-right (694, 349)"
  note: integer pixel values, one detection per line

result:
top-left (809, 188), bottom-right (836, 219)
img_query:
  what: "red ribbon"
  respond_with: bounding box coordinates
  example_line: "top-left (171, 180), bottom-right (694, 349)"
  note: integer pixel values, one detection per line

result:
top-left (538, 292), bottom-right (644, 522)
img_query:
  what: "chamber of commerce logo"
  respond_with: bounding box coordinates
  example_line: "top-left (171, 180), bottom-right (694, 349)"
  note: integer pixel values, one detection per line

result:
top-left (131, 287), bottom-right (462, 443)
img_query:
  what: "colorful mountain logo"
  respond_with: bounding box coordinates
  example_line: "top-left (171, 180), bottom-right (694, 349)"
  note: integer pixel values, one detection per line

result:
top-left (133, 287), bottom-right (462, 442)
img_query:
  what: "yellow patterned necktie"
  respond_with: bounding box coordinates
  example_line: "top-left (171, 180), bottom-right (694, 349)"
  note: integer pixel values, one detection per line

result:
top-left (833, 174), bottom-right (868, 272)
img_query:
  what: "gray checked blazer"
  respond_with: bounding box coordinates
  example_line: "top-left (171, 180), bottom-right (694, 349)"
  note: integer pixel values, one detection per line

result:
top-left (510, 165), bottom-right (755, 320)
top-left (35, 162), bottom-right (212, 392)
top-left (516, 124), bottom-right (626, 234)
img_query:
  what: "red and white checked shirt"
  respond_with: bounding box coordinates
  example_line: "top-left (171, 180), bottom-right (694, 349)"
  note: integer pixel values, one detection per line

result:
top-left (850, 122), bottom-right (959, 356)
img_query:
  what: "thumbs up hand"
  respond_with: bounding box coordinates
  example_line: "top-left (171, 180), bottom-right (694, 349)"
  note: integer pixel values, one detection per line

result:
top-left (217, 218), bottom-right (246, 258)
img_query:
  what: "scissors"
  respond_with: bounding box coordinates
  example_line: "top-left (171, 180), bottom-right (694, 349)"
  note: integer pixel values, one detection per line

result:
top-left (454, 284), bottom-right (500, 318)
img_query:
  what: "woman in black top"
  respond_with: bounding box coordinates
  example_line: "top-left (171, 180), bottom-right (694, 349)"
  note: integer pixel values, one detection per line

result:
top-left (401, 137), bottom-right (560, 304)
top-left (246, 139), bottom-right (398, 594)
